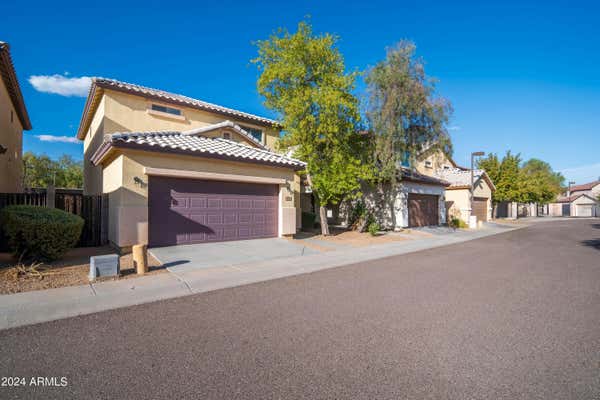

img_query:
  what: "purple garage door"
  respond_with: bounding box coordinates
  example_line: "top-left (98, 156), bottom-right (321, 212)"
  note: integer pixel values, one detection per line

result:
top-left (148, 176), bottom-right (278, 247)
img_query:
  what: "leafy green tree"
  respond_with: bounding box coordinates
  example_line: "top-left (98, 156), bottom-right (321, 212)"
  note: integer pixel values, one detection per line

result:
top-left (479, 151), bottom-right (525, 205)
top-left (521, 158), bottom-right (564, 203)
top-left (365, 40), bottom-right (453, 182)
top-left (23, 152), bottom-right (83, 189)
top-left (479, 153), bottom-right (563, 215)
top-left (252, 20), bottom-right (370, 235)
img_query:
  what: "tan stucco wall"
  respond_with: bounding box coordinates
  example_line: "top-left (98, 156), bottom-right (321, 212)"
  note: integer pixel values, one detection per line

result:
top-left (0, 77), bottom-right (24, 192)
top-left (102, 148), bottom-right (300, 248)
top-left (445, 178), bottom-right (493, 223)
top-left (415, 152), bottom-right (454, 176)
top-left (82, 89), bottom-right (281, 194)
top-left (83, 96), bottom-right (106, 194)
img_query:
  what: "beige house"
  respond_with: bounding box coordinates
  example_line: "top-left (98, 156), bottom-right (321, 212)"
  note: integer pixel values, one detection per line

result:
top-left (417, 151), bottom-right (496, 224)
top-left (549, 180), bottom-right (600, 217)
top-left (0, 41), bottom-right (31, 192)
top-left (78, 78), bottom-right (304, 251)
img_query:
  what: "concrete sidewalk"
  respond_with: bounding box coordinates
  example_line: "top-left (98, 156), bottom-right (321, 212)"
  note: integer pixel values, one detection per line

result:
top-left (0, 222), bottom-right (522, 330)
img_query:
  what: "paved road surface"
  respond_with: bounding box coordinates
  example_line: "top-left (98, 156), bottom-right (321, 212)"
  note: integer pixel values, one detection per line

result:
top-left (1, 219), bottom-right (599, 399)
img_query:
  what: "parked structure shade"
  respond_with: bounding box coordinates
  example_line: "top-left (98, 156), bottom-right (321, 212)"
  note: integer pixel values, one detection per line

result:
top-left (148, 177), bottom-right (278, 247)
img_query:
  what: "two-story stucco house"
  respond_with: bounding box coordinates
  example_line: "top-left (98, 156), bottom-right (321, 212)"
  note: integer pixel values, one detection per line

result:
top-left (0, 41), bottom-right (31, 192)
top-left (416, 151), bottom-right (496, 224)
top-left (77, 78), bottom-right (304, 251)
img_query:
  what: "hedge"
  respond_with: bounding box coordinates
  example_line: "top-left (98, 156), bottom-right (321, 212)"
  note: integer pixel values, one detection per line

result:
top-left (0, 205), bottom-right (84, 261)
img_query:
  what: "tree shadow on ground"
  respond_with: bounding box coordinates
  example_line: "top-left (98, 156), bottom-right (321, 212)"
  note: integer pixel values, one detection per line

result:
top-left (581, 239), bottom-right (600, 250)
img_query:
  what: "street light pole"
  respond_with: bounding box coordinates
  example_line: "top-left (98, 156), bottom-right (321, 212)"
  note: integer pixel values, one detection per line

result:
top-left (470, 151), bottom-right (485, 224)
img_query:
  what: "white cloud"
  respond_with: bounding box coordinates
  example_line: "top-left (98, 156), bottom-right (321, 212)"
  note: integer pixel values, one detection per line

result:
top-left (36, 135), bottom-right (80, 144)
top-left (29, 74), bottom-right (91, 97)
top-left (448, 126), bottom-right (461, 131)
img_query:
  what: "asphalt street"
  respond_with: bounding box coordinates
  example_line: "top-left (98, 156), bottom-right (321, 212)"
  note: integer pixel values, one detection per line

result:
top-left (1, 219), bottom-right (599, 399)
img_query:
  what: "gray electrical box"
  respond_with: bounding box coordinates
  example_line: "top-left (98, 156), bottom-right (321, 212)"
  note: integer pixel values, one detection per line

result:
top-left (89, 254), bottom-right (120, 281)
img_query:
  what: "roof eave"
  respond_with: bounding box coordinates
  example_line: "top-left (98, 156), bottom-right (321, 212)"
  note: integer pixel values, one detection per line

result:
top-left (0, 43), bottom-right (32, 130)
top-left (99, 141), bottom-right (305, 171)
top-left (97, 79), bottom-right (278, 127)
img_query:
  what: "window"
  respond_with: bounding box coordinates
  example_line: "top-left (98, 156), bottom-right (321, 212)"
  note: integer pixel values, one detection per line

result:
top-left (240, 125), bottom-right (263, 143)
top-left (443, 165), bottom-right (450, 170)
top-left (425, 160), bottom-right (433, 168)
top-left (10, 110), bottom-right (13, 123)
top-left (223, 132), bottom-right (231, 140)
top-left (150, 104), bottom-right (182, 116)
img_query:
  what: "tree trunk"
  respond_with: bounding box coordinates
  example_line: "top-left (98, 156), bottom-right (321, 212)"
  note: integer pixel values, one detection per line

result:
top-left (305, 172), bottom-right (331, 236)
top-left (319, 205), bottom-right (330, 236)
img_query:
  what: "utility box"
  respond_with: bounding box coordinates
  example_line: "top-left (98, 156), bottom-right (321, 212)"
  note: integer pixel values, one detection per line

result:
top-left (89, 254), bottom-right (120, 281)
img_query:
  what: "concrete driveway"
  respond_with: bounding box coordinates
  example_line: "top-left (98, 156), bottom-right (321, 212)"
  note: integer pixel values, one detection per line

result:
top-left (149, 238), bottom-right (321, 273)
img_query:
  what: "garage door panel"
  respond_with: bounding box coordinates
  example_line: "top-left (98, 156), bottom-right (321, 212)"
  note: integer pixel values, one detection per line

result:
top-left (190, 198), bottom-right (207, 208)
top-left (408, 194), bottom-right (439, 227)
top-left (149, 177), bottom-right (279, 247)
top-left (223, 213), bottom-right (237, 224)
top-left (472, 197), bottom-right (488, 222)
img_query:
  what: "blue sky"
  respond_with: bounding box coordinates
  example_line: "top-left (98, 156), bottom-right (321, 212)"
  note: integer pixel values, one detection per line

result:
top-left (3, 0), bottom-right (599, 184)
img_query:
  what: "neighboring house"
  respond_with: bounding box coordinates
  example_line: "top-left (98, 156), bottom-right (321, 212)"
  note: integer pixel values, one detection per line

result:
top-left (549, 180), bottom-right (600, 217)
top-left (341, 166), bottom-right (450, 230)
top-left (0, 41), bottom-right (31, 192)
top-left (417, 151), bottom-right (495, 224)
top-left (77, 78), bottom-right (305, 251)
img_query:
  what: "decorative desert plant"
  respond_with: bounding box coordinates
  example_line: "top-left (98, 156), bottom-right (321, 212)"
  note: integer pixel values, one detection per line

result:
top-left (0, 205), bottom-right (84, 261)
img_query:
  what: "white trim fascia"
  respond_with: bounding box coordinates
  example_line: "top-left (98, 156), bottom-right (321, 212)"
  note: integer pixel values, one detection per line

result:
top-left (144, 167), bottom-right (286, 185)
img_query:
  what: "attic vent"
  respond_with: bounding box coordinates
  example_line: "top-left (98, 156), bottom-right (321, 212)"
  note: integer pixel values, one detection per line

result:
top-left (150, 104), bottom-right (182, 116)
top-left (223, 132), bottom-right (231, 140)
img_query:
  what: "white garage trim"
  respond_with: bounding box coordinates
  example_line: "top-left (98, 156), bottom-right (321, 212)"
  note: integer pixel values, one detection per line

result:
top-left (144, 167), bottom-right (287, 185)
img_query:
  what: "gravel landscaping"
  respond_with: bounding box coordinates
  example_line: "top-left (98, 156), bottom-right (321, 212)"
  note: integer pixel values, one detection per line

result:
top-left (0, 246), bottom-right (164, 294)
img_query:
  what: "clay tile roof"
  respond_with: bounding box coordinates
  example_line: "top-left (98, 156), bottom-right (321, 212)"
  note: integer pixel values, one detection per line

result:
top-left (77, 77), bottom-right (277, 139)
top-left (0, 41), bottom-right (31, 130)
top-left (182, 120), bottom-right (265, 149)
top-left (93, 130), bottom-right (306, 170)
top-left (570, 180), bottom-right (600, 192)
top-left (399, 167), bottom-right (451, 186)
top-left (434, 167), bottom-right (496, 191)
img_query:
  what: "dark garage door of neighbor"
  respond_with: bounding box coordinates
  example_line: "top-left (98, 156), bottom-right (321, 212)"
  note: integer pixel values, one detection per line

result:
top-left (408, 193), bottom-right (439, 227)
top-left (148, 176), bottom-right (278, 247)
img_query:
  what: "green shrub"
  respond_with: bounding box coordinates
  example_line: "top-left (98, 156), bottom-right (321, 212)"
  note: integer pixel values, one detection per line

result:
top-left (449, 217), bottom-right (468, 229)
top-left (301, 211), bottom-right (317, 231)
top-left (348, 201), bottom-right (367, 227)
top-left (367, 221), bottom-right (380, 236)
top-left (0, 205), bottom-right (84, 261)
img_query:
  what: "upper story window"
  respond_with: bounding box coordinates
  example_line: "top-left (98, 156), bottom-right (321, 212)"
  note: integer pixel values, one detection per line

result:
top-left (150, 104), bottom-right (182, 116)
top-left (240, 125), bottom-right (263, 143)
top-left (10, 110), bottom-right (13, 123)
top-left (223, 132), bottom-right (231, 140)
top-left (424, 160), bottom-right (433, 168)
top-left (443, 165), bottom-right (451, 170)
